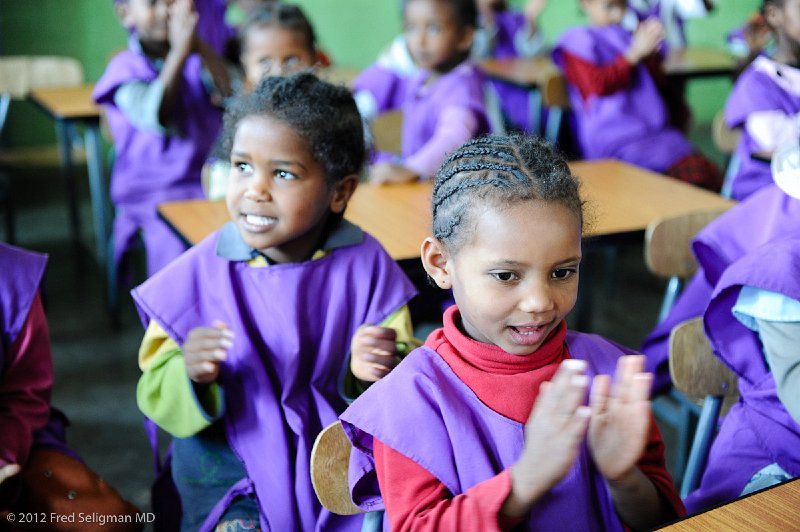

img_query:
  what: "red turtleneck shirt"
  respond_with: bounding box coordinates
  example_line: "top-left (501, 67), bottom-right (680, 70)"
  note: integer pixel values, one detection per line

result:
top-left (372, 306), bottom-right (683, 531)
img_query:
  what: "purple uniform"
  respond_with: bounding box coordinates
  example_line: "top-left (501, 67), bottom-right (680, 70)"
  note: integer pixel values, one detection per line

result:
top-left (93, 44), bottom-right (222, 275)
top-left (131, 221), bottom-right (416, 531)
top-left (684, 237), bottom-right (800, 512)
top-left (641, 184), bottom-right (800, 394)
top-left (725, 56), bottom-right (800, 201)
top-left (341, 333), bottom-right (643, 531)
top-left (552, 24), bottom-right (693, 172)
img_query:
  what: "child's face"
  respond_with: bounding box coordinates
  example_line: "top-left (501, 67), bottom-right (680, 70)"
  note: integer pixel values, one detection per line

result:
top-left (404, 0), bottom-right (474, 72)
top-left (226, 115), bottom-right (353, 263)
top-left (425, 200), bottom-right (581, 356)
top-left (122, 0), bottom-right (172, 44)
top-left (766, 0), bottom-right (800, 53)
top-left (581, 0), bottom-right (627, 26)
top-left (241, 26), bottom-right (317, 89)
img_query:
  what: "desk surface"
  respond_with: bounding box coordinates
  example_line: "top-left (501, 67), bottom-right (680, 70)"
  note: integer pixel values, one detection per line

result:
top-left (159, 159), bottom-right (734, 261)
top-left (28, 83), bottom-right (99, 121)
top-left (480, 47), bottom-right (735, 88)
top-left (661, 478), bottom-right (800, 531)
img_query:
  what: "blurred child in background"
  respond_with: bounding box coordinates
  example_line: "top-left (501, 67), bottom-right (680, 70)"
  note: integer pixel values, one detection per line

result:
top-left (623, 0), bottom-right (714, 49)
top-left (354, 0), bottom-right (490, 184)
top-left (552, 0), bottom-right (720, 191)
top-left (94, 0), bottom-right (231, 277)
top-left (723, 0), bottom-right (800, 201)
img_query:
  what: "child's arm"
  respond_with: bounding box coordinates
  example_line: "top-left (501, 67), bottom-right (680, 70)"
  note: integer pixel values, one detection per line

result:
top-left (0, 294), bottom-right (53, 470)
top-left (370, 106), bottom-right (480, 184)
top-left (560, 20), bottom-right (664, 101)
top-left (157, 0), bottom-right (199, 128)
top-left (137, 320), bottom-right (232, 438)
top-left (521, 0), bottom-right (548, 41)
top-left (194, 34), bottom-right (233, 102)
top-left (588, 355), bottom-right (677, 530)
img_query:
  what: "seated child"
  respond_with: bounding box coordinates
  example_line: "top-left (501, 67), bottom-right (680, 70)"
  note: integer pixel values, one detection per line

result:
top-left (723, 0), bottom-right (800, 201)
top-left (0, 242), bottom-right (139, 524)
top-left (472, 0), bottom-right (550, 133)
top-left (204, 1), bottom-right (324, 199)
top-left (684, 235), bottom-right (800, 512)
top-left (340, 134), bottom-right (683, 530)
top-left (133, 73), bottom-right (418, 531)
top-left (641, 143), bottom-right (800, 395)
top-left (623, 0), bottom-right (714, 49)
top-left (354, 0), bottom-right (490, 184)
top-left (552, 0), bottom-right (721, 191)
top-left (94, 0), bottom-right (231, 276)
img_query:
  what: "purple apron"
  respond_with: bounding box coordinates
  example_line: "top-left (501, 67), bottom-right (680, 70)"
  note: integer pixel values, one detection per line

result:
top-left (341, 331), bottom-right (639, 531)
top-left (725, 56), bottom-right (800, 201)
top-left (131, 223), bottom-right (416, 531)
top-left (93, 46), bottom-right (222, 274)
top-left (685, 237), bottom-right (800, 512)
top-left (641, 184), bottom-right (800, 393)
top-left (552, 24), bottom-right (692, 172)
top-left (0, 243), bottom-right (47, 366)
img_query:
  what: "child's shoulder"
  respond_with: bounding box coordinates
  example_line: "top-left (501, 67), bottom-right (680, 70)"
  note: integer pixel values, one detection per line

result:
top-left (565, 330), bottom-right (639, 372)
top-left (93, 50), bottom-right (158, 103)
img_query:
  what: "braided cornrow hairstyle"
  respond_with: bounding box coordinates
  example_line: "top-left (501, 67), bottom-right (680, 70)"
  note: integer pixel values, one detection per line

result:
top-left (431, 134), bottom-right (584, 253)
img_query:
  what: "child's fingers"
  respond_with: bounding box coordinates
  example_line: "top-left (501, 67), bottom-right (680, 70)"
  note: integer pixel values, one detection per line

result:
top-left (589, 374), bottom-right (610, 415)
top-left (357, 350), bottom-right (397, 367)
top-left (360, 325), bottom-right (397, 341)
top-left (537, 359), bottom-right (587, 412)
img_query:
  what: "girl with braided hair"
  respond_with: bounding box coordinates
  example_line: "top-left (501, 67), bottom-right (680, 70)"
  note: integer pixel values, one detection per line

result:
top-left (340, 134), bottom-right (683, 531)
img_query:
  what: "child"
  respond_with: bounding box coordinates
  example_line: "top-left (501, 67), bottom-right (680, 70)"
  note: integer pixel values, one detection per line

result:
top-left (723, 0), bottom-right (800, 201)
top-left (0, 243), bottom-right (140, 524)
top-left (94, 0), bottom-right (231, 276)
top-left (132, 73), bottom-right (418, 531)
top-left (623, 0), bottom-right (714, 49)
top-left (552, 0), bottom-right (721, 191)
top-left (340, 134), bottom-right (683, 530)
top-left (684, 235), bottom-right (800, 513)
top-left (354, 0), bottom-right (490, 184)
top-left (472, 0), bottom-right (550, 133)
top-left (641, 163), bottom-right (800, 395)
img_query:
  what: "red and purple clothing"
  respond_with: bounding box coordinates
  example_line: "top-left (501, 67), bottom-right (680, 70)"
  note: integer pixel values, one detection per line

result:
top-left (341, 305), bottom-right (682, 530)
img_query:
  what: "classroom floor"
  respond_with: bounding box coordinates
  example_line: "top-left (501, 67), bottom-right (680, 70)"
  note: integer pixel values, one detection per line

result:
top-left (4, 124), bottom-right (723, 522)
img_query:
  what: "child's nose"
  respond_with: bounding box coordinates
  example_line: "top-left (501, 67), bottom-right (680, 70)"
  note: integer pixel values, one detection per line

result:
top-left (245, 174), bottom-right (272, 200)
top-left (520, 282), bottom-right (555, 314)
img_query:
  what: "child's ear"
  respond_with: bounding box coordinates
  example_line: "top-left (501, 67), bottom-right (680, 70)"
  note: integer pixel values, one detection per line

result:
top-left (458, 26), bottom-right (476, 54)
top-left (421, 237), bottom-right (452, 290)
top-left (329, 174), bottom-right (358, 214)
top-left (764, 2), bottom-right (782, 29)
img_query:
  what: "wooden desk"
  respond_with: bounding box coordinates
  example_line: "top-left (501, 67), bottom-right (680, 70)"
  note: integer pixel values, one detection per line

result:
top-left (158, 159), bottom-right (735, 261)
top-left (660, 478), bottom-right (800, 531)
top-left (662, 46), bottom-right (737, 80)
top-left (28, 83), bottom-right (110, 267)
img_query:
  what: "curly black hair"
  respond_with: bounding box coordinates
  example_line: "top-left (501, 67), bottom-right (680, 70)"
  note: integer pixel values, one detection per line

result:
top-left (431, 134), bottom-right (584, 253)
top-left (239, 2), bottom-right (317, 57)
top-left (220, 72), bottom-right (365, 187)
top-left (403, 0), bottom-right (478, 29)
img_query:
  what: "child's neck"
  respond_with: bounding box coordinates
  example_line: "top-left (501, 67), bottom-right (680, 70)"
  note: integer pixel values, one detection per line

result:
top-left (773, 37), bottom-right (800, 68)
top-left (430, 52), bottom-right (469, 78)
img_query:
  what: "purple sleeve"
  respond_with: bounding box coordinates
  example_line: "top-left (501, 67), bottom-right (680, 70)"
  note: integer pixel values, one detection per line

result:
top-left (403, 106), bottom-right (480, 180)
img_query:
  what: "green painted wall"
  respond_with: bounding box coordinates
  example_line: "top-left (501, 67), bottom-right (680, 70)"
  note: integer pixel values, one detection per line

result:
top-left (1, 0), bottom-right (761, 146)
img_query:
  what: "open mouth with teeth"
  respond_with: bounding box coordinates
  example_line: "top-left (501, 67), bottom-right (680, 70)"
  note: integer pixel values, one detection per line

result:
top-left (243, 214), bottom-right (277, 229)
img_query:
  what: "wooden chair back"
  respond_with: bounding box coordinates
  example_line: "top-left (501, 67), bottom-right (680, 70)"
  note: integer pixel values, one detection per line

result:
top-left (0, 56), bottom-right (84, 99)
top-left (310, 421), bottom-right (364, 516)
top-left (542, 71), bottom-right (570, 110)
top-left (669, 317), bottom-right (738, 407)
top-left (645, 208), bottom-right (729, 279)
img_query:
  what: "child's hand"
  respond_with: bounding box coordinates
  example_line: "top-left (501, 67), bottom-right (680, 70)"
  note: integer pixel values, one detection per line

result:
top-left (523, 0), bottom-right (549, 25)
top-left (369, 163), bottom-right (420, 185)
top-left (351, 325), bottom-right (398, 382)
top-left (183, 321), bottom-right (233, 384)
top-left (506, 359), bottom-right (591, 513)
top-left (168, 0), bottom-right (199, 57)
top-left (588, 355), bottom-right (652, 482)
top-left (0, 463), bottom-right (20, 485)
top-left (626, 19), bottom-right (664, 64)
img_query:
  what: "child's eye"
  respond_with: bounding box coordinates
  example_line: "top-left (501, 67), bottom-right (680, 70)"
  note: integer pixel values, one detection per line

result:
top-left (274, 169), bottom-right (298, 181)
top-left (284, 56), bottom-right (300, 68)
top-left (428, 24), bottom-right (441, 34)
top-left (551, 268), bottom-right (577, 280)
top-left (233, 161), bottom-right (253, 174)
top-left (490, 271), bottom-right (518, 282)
